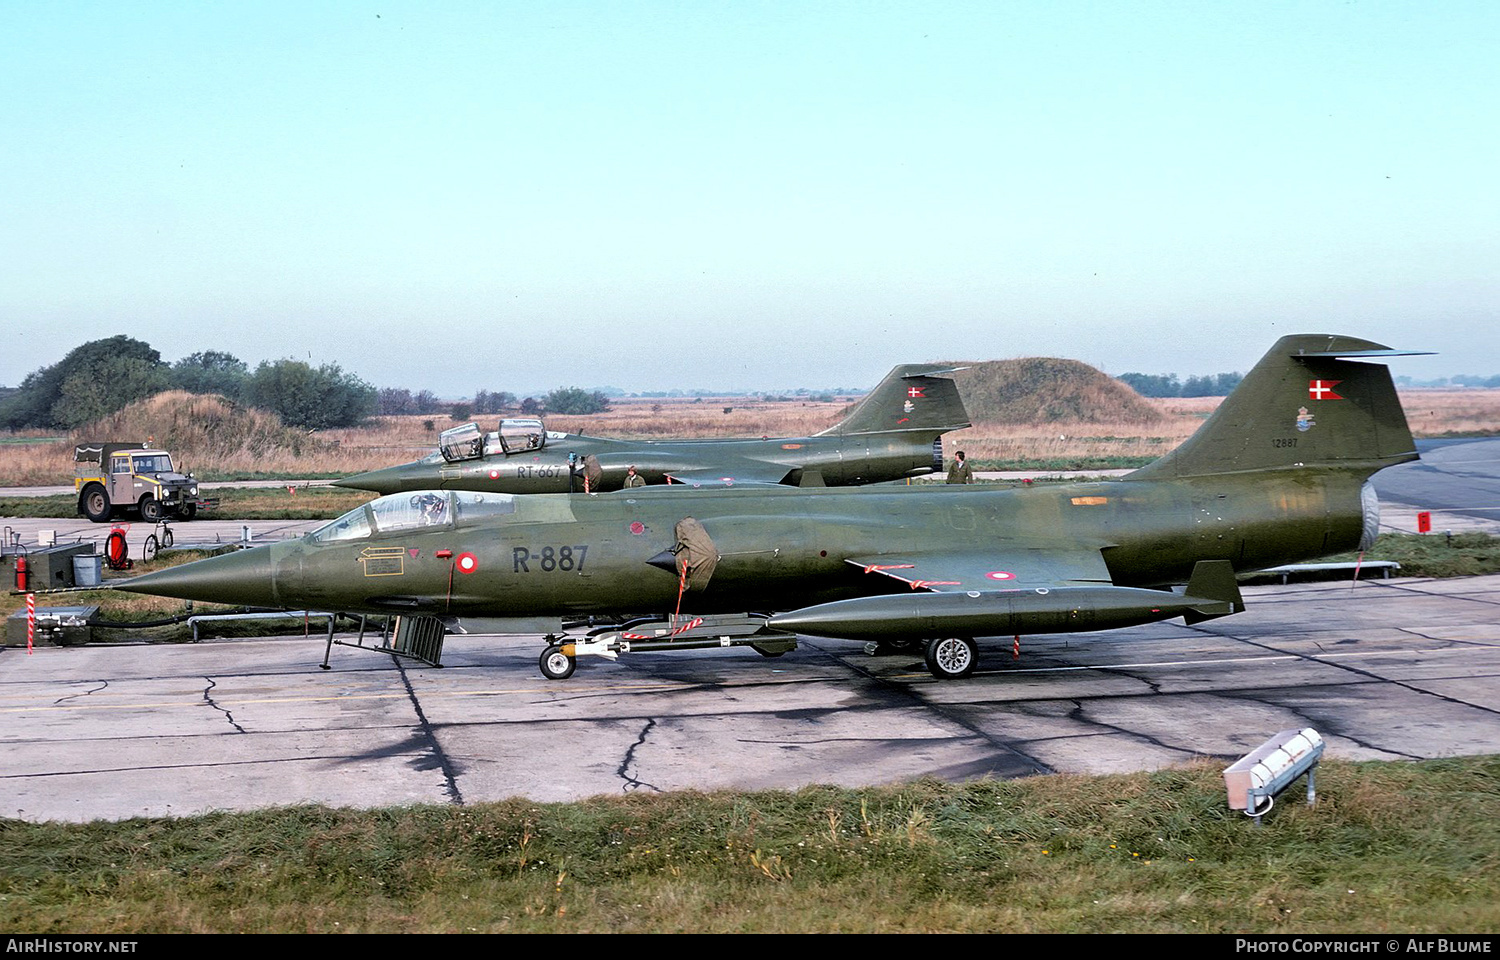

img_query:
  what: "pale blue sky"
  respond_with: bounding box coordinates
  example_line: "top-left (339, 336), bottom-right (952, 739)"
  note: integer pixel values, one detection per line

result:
top-left (3, 1), bottom-right (1495, 393)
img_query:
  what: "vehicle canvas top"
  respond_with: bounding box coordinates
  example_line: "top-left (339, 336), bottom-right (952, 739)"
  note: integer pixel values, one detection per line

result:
top-left (74, 442), bottom-right (152, 465)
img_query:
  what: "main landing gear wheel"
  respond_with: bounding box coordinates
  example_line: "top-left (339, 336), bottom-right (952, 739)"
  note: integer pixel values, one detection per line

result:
top-left (139, 496), bottom-right (164, 523)
top-left (924, 636), bottom-right (978, 680)
top-left (539, 644), bottom-right (576, 680)
top-left (82, 486), bottom-right (112, 523)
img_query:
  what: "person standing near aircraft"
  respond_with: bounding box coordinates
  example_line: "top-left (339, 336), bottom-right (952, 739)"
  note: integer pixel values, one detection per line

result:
top-left (624, 465), bottom-right (646, 488)
top-left (946, 450), bottom-right (974, 484)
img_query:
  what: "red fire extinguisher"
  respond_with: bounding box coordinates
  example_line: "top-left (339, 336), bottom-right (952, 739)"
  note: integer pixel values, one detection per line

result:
top-left (13, 554), bottom-right (27, 592)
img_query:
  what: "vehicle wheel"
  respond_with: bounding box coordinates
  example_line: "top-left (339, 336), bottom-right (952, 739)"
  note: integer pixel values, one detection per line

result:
top-left (82, 486), bottom-right (112, 523)
top-left (539, 644), bottom-right (576, 680)
top-left (142, 534), bottom-right (159, 562)
top-left (139, 496), bottom-right (164, 523)
top-left (924, 637), bottom-right (978, 680)
top-left (177, 502), bottom-right (197, 521)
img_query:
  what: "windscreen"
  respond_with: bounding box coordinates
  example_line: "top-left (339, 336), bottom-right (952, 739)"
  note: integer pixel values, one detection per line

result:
top-left (310, 505), bottom-right (373, 543)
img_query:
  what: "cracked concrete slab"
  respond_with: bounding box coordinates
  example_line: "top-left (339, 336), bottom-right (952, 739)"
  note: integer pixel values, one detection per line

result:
top-left (2, 573), bottom-right (1498, 821)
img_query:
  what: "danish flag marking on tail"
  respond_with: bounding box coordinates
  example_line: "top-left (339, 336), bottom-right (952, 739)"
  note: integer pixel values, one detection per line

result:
top-left (1309, 379), bottom-right (1343, 400)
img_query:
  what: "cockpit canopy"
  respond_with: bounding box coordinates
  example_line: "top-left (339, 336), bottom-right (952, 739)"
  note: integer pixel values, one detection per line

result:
top-left (309, 490), bottom-right (518, 543)
top-left (496, 418), bottom-right (547, 455)
top-left (437, 419), bottom-right (549, 463)
top-left (437, 422), bottom-right (485, 463)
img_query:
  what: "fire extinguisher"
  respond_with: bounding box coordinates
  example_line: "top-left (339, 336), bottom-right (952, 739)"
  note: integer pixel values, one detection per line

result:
top-left (13, 553), bottom-right (26, 592)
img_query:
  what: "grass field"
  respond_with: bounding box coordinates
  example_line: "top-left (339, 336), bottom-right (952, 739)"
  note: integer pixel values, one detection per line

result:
top-left (2, 389), bottom-right (1496, 487)
top-left (2, 757), bottom-right (1495, 933)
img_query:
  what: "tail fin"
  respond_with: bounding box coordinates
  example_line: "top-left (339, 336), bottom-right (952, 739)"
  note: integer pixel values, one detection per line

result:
top-left (1128, 335), bottom-right (1424, 481)
top-left (816, 364), bottom-right (972, 436)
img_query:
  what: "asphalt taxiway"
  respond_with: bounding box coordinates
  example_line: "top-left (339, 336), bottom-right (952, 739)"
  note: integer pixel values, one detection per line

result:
top-left (2, 573), bottom-right (1497, 822)
top-left (2, 437), bottom-right (1497, 821)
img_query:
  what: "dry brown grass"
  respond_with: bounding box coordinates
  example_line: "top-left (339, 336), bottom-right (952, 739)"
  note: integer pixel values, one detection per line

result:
top-left (944, 396), bottom-right (1207, 466)
top-left (1, 388), bottom-right (1496, 486)
top-left (1397, 389), bottom-right (1500, 436)
top-left (540, 396), bottom-right (856, 438)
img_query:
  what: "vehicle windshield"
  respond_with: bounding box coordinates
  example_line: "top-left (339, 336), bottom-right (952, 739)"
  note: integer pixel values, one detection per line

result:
top-left (133, 454), bottom-right (174, 473)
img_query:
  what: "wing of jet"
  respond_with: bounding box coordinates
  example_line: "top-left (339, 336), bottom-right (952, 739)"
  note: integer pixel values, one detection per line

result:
top-left (660, 466), bottom-right (790, 489)
top-left (844, 544), bottom-right (1115, 592)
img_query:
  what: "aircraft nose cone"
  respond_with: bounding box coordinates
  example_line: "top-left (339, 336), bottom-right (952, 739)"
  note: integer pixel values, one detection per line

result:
top-left (332, 465), bottom-right (417, 494)
top-left (114, 546), bottom-right (282, 607)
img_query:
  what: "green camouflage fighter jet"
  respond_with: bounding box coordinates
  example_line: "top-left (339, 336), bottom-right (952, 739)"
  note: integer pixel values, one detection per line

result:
top-left (334, 364), bottom-right (971, 495)
top-left (119, 335), bottom-right (1423, 680)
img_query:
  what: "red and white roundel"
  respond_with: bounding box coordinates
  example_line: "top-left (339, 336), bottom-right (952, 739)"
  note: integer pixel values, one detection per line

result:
top-left (985, 571), bottom-right (1016, 581)
top-left (455, 552), bottom-right (479, 574)
top-left (629, 521), bottom-right (645, 535)
top-left (489, 469), bottom-right (500, 479)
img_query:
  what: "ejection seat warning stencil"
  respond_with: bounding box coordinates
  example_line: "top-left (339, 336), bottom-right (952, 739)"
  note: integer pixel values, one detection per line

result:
top-left (359, 546), bottom-right (407, 577)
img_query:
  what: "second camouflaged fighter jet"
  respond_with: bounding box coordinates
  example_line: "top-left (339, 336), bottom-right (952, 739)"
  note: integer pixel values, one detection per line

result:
top-left (119, 335), bottom-right (1422, 680)
top-left (334, 364), bottom-right (971, 495)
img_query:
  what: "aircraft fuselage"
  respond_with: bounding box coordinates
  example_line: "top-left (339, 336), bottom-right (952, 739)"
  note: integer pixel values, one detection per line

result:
top-left (340, 430), bottom-right (945, 495)
top-left (139, 469), bottom-right (1372, 620)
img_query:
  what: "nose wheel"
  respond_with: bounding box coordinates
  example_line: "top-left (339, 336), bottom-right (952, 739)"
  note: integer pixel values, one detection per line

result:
top-left (539, 643), bottom-right (576, 680)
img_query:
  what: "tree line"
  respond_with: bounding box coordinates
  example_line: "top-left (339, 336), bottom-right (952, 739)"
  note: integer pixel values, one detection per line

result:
top-left (0, 335), bottom-right (610, 432)
top-left (1114, 371), bottom-right (1245, 398)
